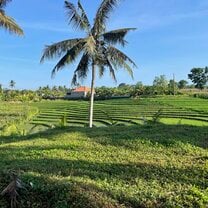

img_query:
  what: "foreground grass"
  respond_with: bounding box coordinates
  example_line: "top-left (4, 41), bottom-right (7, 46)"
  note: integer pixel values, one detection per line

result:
top-left (0, 124), bottom-right (207, 207)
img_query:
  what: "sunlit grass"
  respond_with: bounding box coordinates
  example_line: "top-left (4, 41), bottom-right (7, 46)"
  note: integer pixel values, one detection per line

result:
top-left (0, 125), bottom-right (207, 207)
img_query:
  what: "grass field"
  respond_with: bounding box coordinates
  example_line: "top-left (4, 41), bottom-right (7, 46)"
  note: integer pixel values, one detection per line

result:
top-left (0, 125), bottom-right (207, 207)
top-left (0, 102), bottom-right (37, 135)
top-left (31, 97), bottom-right (208, 129)
top-left (0, 96), bottom-right (207, 207)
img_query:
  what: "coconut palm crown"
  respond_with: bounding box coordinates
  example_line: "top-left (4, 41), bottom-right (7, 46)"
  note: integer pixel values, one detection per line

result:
top-left (0, 0), bottom-right (23, 35)
top-left (41, 0), bottom-right (137, 127)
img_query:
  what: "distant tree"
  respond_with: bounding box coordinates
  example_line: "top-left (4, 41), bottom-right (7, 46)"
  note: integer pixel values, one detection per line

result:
top-left (58, 86), bottom-right (64, 91)
top-left (0, 0), bottom-right (23, 35)
top-left (45, 85), bottom-right (50, 90)
top-left (178, 80), bottom-right (188, 89)
top-left (168, 79), bottom-right (178, 95)
top-left (9, 80), bottom-right (15, 89)
top-left (153, 75), bottom-right (168, 94)
top-left (131, 81), bottom-right (144, 97)
top-left (96, 86), bottom-right (114, 99)
top-left (188, 67), bottom-right (208, 89)
top-left (135, 81), bottom-right (143, 88)
top-left (40, 0), bottom-right (136, 128)
top-left (0, 84), bottom-right (3, 96)
top-left (52, 86), bottom-right (58, 91)
top-left (118, 83), bottom-right (127, 88)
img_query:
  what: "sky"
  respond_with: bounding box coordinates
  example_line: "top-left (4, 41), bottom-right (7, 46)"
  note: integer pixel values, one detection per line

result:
top-left (1, 0), bottom-right (208, 89)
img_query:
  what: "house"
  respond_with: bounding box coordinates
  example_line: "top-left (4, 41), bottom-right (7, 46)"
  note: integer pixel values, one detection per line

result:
top-left (65, 86), bottom-right (94, 99)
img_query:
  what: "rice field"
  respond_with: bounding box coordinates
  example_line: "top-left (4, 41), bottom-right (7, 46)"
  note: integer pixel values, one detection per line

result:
top-left (0, 96), bottom-right (207, 207)
top-left (0, 102), bottom-right (34, 129)
top-left (31, 97), bottom-right (208, 128)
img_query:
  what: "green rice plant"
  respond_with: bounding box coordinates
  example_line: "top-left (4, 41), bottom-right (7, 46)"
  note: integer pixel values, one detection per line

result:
top-left (151, 108), bottom-right (163, 123)
top-left (59, 114), bottom-right (68, 127)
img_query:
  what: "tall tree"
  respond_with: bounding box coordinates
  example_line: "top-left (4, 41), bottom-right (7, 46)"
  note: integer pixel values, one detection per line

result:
top-left (168, 79), bottom-right (178, 95)
top-left (0, 0), bottom-right (23, 35)
top-left (153, 75), bottom-right (168, 95)
top-left (9, 80), bottom-right (15, 89)
top-left (188, 67), bottom-right (208, 89)
top-left (41, 0), bottom-right (136, 128)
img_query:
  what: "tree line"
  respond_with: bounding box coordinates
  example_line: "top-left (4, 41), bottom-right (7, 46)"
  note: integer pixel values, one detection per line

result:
top-left (0, 72), bottom-right (207, 102)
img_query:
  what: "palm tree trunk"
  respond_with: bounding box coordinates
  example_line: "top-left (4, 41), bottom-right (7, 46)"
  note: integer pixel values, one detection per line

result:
top-left (89, 62), bottom-right (95, 128)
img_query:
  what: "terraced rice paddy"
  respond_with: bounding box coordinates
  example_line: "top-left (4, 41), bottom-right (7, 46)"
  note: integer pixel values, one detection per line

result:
top-left (31, 97), bottom-right (208, 127)
top-left (0, 102), bottom-right (33, 129)
top-left (152, 96), bottom-right (208, 113)
top-left (0, 97), bottom-right (207, 207)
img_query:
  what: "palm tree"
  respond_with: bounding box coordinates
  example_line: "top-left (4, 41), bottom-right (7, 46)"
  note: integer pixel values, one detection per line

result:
top-left (0, 0), bottom-right (23, 35)
top-left (9, 80), bottom-right (15, 89)
top-left (41, 0), bottom-right (137, 128)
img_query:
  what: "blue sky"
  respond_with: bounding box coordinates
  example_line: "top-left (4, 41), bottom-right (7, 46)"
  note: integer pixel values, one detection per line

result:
top-left (1, 0), bottom-right (208, 89)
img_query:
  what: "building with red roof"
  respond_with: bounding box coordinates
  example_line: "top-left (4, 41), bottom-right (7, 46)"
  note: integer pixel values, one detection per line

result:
top-left (65, 86), bottom-right (94, 99)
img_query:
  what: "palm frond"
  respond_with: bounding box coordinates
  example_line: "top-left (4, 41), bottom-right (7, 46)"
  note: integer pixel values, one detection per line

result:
top-left (102, 28), bottom-right (136, 46)
top-left (93, 0), bottom-right (120, 35)
top-left (51, 41), bottom-right (85, 77)
top-left (107, 46), bottom-right (137, 68)
top-left (40, 38), bottom-right (84, 63)
top-left (98, 65), bottom-right (105, 78)
top-left (65, 0), bottom-right (90, 31)
top-left (106, 59), bottom-right (117, 82)
top-left (74, 53), bottom-right (90, 80)
top-left (71, 73), bottom-right (78, 86)
top-left (0, 0), bottom-right (11, 8)
top-left (121, 61), bottom-right (134, 79)
top-left (0, 11), bottom-right (23, 35)
top-left (106, 46), bottom-right (136, 79)
top-left (77, 0), bottom-right (91, 31)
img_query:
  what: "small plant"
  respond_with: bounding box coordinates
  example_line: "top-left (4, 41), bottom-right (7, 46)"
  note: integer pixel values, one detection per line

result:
top-left (1, 171), bottom-right (23, 208)
top-left (59, 114), bottom-right (68, 127)
top-left (151, 108), bottom-right (163, 123)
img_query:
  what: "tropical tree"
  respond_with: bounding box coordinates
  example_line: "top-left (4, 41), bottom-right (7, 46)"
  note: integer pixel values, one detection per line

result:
top-left (41, 0), bottom-right (136, 128)
top-left (168, 79), bottom-right (178, 95)
top-left (0, 0), bottom-right (23, 35)
top-left (9, 80), bottom-right (15, 89)
top-left (188, 67), bottom-right (208, 90)
top-left (178, 80), bottom-right (188, 89)
top-left (153, 75), bottom-right (168, 95)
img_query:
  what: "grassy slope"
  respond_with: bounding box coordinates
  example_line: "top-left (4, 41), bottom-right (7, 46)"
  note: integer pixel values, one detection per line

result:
top-left (0, 124), bottom-right (207, 208)
top-left (31, 97), bottom-right (208, 128)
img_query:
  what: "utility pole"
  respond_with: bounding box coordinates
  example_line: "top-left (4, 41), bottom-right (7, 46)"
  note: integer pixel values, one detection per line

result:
top-left (173, 73), bottom-right (175, 96)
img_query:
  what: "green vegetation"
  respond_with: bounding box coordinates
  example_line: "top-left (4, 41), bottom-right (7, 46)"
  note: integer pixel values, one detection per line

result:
top-left (188, 67), bottom-right (208, 90)
top-left (0, 102), bottom-right (38, 136)
top-left (0, 124), bottom-right (207, 207)
top-left (0, 0), bottom-right (23, 35)
top-left (1, 0), bottom-right (207, 206)
top-left (31, 97), bottom-right (208, 128)
top-left (0, 97), bottom-right (207, 207)
top-left (151, 96), bottom-right (208, 113)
